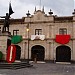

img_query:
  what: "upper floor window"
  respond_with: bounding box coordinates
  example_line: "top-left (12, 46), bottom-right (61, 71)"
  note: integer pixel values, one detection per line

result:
top-left (35, 29), bottom-right (42, 35)
top-left (13, 30), bottom-right (19, 35)
top-left (59, 28), bottom-right (67, 35)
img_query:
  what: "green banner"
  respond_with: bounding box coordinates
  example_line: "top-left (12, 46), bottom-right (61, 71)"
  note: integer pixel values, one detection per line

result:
top-left (11, 35), bottom-right (22, 44)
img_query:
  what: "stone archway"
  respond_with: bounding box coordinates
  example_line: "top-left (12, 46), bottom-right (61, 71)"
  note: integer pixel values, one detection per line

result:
top-left (31, 45), bottom-right (45, 61)
top-left (56, 45), bottom-right (71, 62)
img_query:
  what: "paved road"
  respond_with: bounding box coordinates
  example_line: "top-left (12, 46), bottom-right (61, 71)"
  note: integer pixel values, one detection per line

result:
top-left (0, 63), bottom-right (75, 75)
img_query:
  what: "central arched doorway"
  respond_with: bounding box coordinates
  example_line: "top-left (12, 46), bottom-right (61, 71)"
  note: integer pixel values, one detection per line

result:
top-left (31, 45), bottom-right (45, 61)
top-left (56, 45), bottom-right (71, 62)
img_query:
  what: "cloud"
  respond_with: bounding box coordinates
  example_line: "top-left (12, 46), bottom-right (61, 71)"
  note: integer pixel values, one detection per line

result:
top-left (0, 0), bottom-right (74, 18)
top-left (41, 0), bottom-right (74, 16)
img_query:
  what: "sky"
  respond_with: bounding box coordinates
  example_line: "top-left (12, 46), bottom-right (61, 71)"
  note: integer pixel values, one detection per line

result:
top-left (0, 0), bottom-right (74, 18)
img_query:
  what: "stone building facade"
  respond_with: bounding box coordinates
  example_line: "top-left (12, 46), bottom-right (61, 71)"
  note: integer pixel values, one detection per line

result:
top-left (0, 9), bottom-right (75, 62)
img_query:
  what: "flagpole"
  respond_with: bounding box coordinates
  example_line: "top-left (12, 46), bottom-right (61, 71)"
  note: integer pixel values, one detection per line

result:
top-left (9, 0), bottom-right (11, 5)
top-left (40, 0), bottom-right (41, 10)
top-left (10, 0), bottom-right (11, 3)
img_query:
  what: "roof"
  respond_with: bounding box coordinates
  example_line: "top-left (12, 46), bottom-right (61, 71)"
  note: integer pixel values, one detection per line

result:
top-left (54, 16), bottom-right (73, 22)
top-left (0, 18), bottom-right (25, 25)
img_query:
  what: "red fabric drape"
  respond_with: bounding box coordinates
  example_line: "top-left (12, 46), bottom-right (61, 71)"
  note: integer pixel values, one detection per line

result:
top-left (6, 45), bottom-right (16, 63)
top-left (55, 35), bottom-right (70, 44)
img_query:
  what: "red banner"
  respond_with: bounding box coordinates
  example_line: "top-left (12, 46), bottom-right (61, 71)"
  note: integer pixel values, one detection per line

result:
top-left (6, 45), bottom-right (16, 63)
top-left (55, 35), bottom-right (70, 44)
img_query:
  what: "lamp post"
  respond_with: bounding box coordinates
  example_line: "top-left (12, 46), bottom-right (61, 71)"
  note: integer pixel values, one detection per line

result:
top-left (26, 24), bottom-right (29, 63)
top-left (26, 10), bottom-right (30, 63)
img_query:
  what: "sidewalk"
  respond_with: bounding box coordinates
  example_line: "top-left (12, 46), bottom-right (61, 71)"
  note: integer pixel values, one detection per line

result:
top-left (0, 62), bottom-right (75, 75)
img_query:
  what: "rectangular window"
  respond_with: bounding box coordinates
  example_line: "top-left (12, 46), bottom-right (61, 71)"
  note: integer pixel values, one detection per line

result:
top-left (13, 30), bottom-right (19, 35)
top-left (35, 29), bottom-right (42, 35)
top-left (59, 28), bottom-right (67, 35)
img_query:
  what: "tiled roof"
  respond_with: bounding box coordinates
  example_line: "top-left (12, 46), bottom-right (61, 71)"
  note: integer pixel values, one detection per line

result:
top-left (54, 16), bottom-right (73, 21)
top-left (0, 18), bottom-right (25, 25)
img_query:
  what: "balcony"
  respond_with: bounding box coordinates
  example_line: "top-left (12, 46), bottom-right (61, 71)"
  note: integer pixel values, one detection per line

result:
top-left (31, 35), bottom-right (45, 40)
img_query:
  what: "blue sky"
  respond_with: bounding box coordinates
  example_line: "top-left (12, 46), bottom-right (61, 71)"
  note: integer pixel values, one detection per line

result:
top-left (0, 0), bottom-right (74, 18)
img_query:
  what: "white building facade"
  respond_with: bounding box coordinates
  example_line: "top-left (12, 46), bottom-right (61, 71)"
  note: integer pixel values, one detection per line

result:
top-left (0, 9), bottom-right (75, 62)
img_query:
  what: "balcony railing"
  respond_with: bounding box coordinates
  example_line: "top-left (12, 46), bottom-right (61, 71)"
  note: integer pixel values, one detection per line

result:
top-left (31, 35), bottom-right (45, 40)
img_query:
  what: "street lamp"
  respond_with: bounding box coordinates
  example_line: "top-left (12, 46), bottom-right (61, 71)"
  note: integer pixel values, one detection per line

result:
top-left (26, 24), bottom-right (29, 63)
top-left (26, 10), bottom-right (30, 63)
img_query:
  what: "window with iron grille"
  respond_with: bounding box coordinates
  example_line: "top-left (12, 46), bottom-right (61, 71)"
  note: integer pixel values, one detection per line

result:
top-left (35, 29), bottom-right (42, 35)
top-left (13, 30), bottom-right (19, 35)
top-left (59, 28), bottom-right (67, 35)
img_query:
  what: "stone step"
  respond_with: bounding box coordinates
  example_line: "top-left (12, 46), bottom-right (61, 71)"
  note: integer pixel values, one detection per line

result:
top-left (0, 62), bottom-right (33, 69)
top-left (56, 62), bottom-right (71, 64)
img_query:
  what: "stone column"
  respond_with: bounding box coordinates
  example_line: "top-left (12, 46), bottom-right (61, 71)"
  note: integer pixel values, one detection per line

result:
top-left (51, 25), bottom-right (54, 38)
top-left (23, 42), bottom-right (27, 59)
top-left (52, 40), bottom-right (56, 63)
top-left (25, 42), bottom-right (28, 59)
top-left (48, 42), bottom-right (51, 60)
top-left (0, 32), bottom-right (9, 60)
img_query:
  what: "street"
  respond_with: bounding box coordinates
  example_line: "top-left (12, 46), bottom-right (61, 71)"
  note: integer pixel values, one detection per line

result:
top-left (0, 62), bottom-right (75, 75)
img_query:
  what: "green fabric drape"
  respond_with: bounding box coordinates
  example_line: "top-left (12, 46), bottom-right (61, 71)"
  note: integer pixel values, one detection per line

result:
top-left (11, 35), bottom-right (22, 44)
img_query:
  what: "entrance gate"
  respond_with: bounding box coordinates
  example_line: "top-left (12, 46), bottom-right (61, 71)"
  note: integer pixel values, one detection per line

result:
top-left (31, 45), bottom-right (45, 61)
top-left (56, 45), bottom-right (71, 62)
